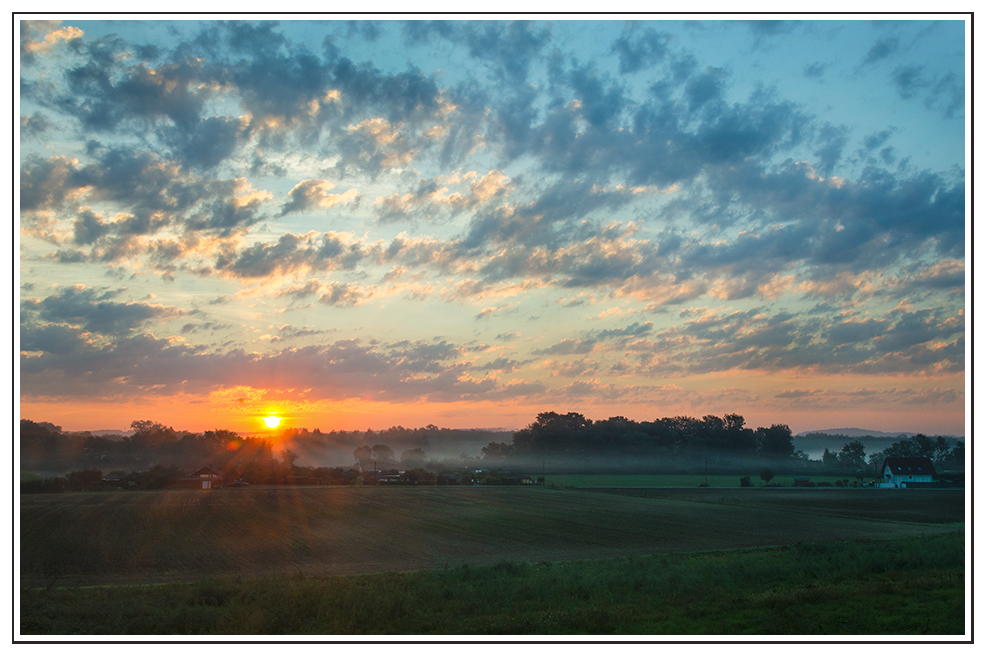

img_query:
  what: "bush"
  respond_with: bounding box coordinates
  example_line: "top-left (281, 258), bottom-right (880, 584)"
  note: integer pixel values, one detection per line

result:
top-left (739, 476), bottom-right (752, 487)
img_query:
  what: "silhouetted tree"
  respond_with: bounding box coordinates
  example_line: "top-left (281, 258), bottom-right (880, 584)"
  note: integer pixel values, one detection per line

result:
top-left (481, 441), bottom-right (514, 463)
top-left (400, 448), bottom-right (427, 470)
top-left (755, 424), bottom-right (794, 458)
top-left (838, 441), bottom-right (867, 471)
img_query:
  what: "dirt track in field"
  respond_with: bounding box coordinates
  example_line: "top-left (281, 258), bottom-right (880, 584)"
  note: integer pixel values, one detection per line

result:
top-left (19, 486), bottom-right (963, 587)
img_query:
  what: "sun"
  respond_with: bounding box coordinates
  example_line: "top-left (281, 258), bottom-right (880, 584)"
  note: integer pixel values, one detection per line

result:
top-left (263, 415), bottom-right (281, 429)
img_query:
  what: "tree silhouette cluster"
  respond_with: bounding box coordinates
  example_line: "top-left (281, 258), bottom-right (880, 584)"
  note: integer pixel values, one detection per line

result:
top-left (20, 413), bottom-right (965, 488)
top-left (481, 411), bottom-right (798, 470)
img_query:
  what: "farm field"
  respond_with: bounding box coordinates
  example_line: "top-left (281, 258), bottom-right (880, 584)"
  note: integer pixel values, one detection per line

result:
top-left (548, 473), bottom-right (887, 488)
top-left (20, 531), bottom-right (965, 635)
top-left (581, 487), bottom-right (966, 525)
top-left (20, 486), bottom-right (963, 588)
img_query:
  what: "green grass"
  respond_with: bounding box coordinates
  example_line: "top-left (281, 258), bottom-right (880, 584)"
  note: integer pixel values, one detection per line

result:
top-left (20, 532), bottom-right (965, 636)
top-left (547, 473), bottom-right (862, 488)
top-left (21, 487), bottom-right (959, 588)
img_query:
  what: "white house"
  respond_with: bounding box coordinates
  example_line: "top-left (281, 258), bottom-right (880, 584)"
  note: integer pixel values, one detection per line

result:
top-left (880, 457), bottom-right (935, 488)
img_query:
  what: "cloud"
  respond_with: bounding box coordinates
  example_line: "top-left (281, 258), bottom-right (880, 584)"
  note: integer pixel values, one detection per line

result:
top-left (213, 231), bottom-right (370, 280)
top-left (803, 62), bottom-right (826, 78)
top-left (891, 64), bottom-right (926, 99)
top-left (533, 321), bottom-right (654, 356)
top-left (22, 285), bottom-right (184, 336)
top-left (280, 179), bottom-right (359, 216)
top-left (437, 20), bottom-right (552, 84)
top-left (862, 36), bottom-right (899, 65)
top-left (373, 170), bottom-right (510, 223)
top-left (20, 112), bottom-right (51, 137)
top-left (889, 66), bottom-right (963, 119)
top-left (17, 19), bottom-right (966, 425)
top-left (20, 21), bottom-right (83, 64)
top-left (621, 303), bottom-right (966, 378)
top-left (19, 326), bottom-right (542, 406)
top-left (611, 26), bottom-right (672, 74)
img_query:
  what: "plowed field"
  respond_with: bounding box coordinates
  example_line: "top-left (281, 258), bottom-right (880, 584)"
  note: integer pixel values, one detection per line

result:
top-left (20, 486), bottom-right (963, 587)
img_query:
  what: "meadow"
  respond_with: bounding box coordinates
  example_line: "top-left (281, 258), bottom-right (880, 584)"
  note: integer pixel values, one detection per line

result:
top-left (19, 486), bottom-right (966, 636)
top-left (546, 473), bottom-right (869, 488)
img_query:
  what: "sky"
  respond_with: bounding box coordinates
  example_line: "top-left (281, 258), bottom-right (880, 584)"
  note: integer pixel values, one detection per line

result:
top-left (16, 15), bottom-right (969, 438)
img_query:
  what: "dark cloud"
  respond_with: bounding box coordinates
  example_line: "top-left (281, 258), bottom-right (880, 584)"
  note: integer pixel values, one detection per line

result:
top-left (23, 286), bottom-right (183, 336)
top-left (611, 26), bottom-right (672, 74)
top-left (745, 20), bottom-right (797, 43)
top-left (636, 304), bottom-right (964, 377)
top-left (863, 36), bottom-right (899, 65)
top-left (862, 128), bottom-right (895, 152)
top-left (684, 67), bottom-right (727, 112)
top-left (72, 208), bottom-right (112, 245)
top-left (927, 72), bottom-right (964, 118)
top-left (813, 123), bottom-right (850, 176)
top-left (20, 112), bottom-right (51, 137)
top-left (803, 61), bottom-right (826, 78)
top-left (162, 115), bottom-right (249, 170)
top-left (57, 49), bottom-right (212, 131)
top-left (891, 64), bottom-right (927, 99)
top-left (533, 321), bottom-right (654, 356)
top-left (20, 155), bottom-right (80, 211)
top-left (213, 232), bottom-right (369, 279)
top-left (463, 21), bottom-right (552, 83)
top-left (71, 147), bottom-right (203, 214)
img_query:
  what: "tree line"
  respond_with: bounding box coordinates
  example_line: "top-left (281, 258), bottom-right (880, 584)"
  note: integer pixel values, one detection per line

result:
top-left (20, 412), bottom-right (964, 492)
top-left (479, 411), bottom-right (799, 470)
top-left (479, 411), bottom-right (964, 475)
top-left (819, 434), bottom-right (965, 474)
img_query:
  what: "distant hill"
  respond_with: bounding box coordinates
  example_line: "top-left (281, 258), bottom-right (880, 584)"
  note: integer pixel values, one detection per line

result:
top-left (797, 428), bottom-right (914, 438)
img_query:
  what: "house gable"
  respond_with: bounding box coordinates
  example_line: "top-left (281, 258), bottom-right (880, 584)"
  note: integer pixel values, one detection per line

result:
top-left (881, 456), bottom-right (935, 487)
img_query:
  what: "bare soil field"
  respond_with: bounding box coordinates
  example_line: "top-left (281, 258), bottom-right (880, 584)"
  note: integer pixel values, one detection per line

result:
top-left (20, 486), bottom-right (962, 587)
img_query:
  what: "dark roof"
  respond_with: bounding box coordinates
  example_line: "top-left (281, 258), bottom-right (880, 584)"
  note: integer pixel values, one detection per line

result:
top-left (882, 457), bottom-right (936, 476)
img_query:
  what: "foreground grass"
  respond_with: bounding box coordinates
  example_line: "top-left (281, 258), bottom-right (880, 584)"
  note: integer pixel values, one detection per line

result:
top-left (20, 532), bottom-right (964, 636)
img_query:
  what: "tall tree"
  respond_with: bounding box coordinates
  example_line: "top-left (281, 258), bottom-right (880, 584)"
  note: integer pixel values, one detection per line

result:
top-left (838, 441), bottom-right (867, 471)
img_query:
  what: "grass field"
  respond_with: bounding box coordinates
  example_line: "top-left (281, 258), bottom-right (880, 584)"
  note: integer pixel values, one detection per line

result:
top-left (546, 473), bottom-right (873, 487)
top-left (20, 486), bottom-right (962, 586)
top-left (19, 486), bottom-right (966, 636)
top-left (20, 532), bottom-right (965, 635)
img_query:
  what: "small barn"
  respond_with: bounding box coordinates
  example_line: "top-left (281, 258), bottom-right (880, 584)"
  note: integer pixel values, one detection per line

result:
top-left (175, 466), bottom-right (224, 490)
top-left (880, 457), bottom-right (935, 488)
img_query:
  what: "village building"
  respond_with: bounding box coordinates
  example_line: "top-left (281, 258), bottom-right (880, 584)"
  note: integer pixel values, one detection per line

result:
top-left (879, 457), bottom-right (935, 488)
top-left (174, 466), bottom-right (224, 490)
